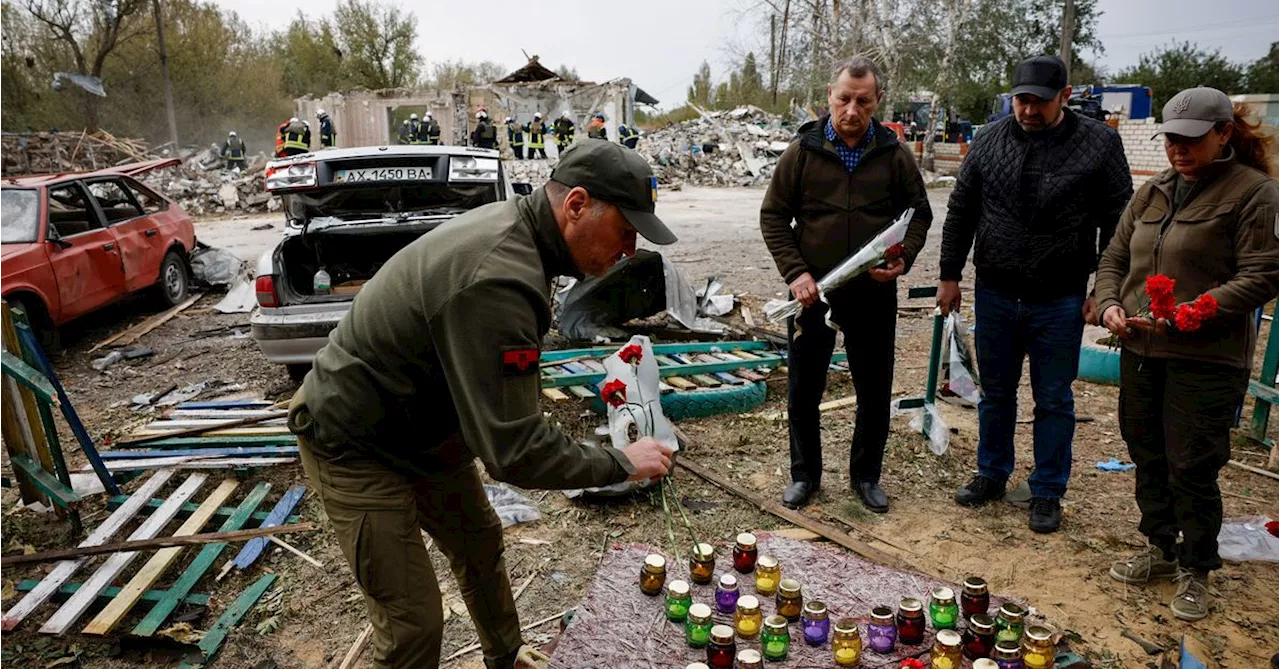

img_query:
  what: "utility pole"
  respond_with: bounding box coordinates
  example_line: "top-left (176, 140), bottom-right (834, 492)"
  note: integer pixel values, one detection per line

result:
top-left (1059, 0), bottom-right (1076, 82)
top-left (153, 0), bottom-right (180, 153)
top-left (770, 14), bottom-right (777, 105)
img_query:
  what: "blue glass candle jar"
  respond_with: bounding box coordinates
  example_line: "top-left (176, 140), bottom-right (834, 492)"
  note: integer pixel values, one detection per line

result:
top-left (800, 600), bottom-right (829, 646)
top-left (866, 605), bottom-right (897, 654)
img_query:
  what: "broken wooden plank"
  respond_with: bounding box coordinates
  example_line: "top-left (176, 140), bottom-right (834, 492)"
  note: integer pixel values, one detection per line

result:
top-left (665, 376), bottom-right (697, 390)
top-left (0, 350), bottom-right (59, 406)
top-left (268, 535), bottom-right (324, 567)
top-left (231, 485), bottom-right (307, 570)
top-left (674, 438), bottom-right (905, 571)
top-left (15, 579), bottom-right (211, 608)
top-left (163, 409), bottom-right (284, 420)
top-left (690, 374), bottom-right (722, 387)
top-left (40, 473), bottom-right (208, 634)
top-left (177, 400), bottom-right (273, 410)
top-left (756, 395), bottom-right (857, 421)
top-left (770, 528), bottom-right (822, 541)
top-left (442, 610), bottom-right (567, 662)
top-left (8, 521), bottom-right (319, 568)
top-left (714, 372), bottom-right (747, 385)
top-left (107, 494), bottom-right (300, 527)
top-left (8, 454), bottom-right (80, 508)
top-left (339, 623), bottom-right (376, 669)
top-left (116, 411), bottom-right (288, 446)
top-left (140, 417), bottom-right (289, 430)
top-left (567, 385), bottom-right (596, 399)
top-left (89, 293), bottom-right (202, 352)
top-left (81, 479), bottom-right (240, 636)
top-left (100, 446), bottom-right (299, 460)
top-left (1227, 459), bottom-right (1280, 480)
top-left (741, 305), bottom-right (756, 327)
top-left (132, 482), bottom-right (273, 637)
top-left (140, 434), bottom-right (299, 449)
top-left (81, 455), bottom-right (297, 472)
top-left (131, 426), bottom-right (292, 438)
top-left (542, 388), bottom-right (571, 402)
top-left (1, 469), bottom-right (175, 631)
top-left (732, 369), bottom-right (766, 383)
top-left (176, 574), bottom-right (277, 669)
top-left (540, 341), bottom-right (771, 362)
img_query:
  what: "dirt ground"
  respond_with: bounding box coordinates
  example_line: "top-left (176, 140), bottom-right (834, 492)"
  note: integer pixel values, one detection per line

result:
top-left (2, 185), bottom-right (1276, 668)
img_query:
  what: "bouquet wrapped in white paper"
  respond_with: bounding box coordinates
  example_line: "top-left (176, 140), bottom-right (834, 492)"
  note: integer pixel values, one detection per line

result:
top-left (765, 207), bottom-right (915, 327)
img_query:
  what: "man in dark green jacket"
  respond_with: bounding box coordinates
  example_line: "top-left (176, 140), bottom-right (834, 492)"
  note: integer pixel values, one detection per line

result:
top-left (760, 56), bottom-right (932, 514)
top-left (289, 140), bottom-right (676, 668)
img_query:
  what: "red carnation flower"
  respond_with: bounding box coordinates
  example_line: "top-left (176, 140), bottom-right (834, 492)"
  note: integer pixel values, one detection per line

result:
top-left (884, 243), bottom-right (905, 261)
top-left (619, 344), bottom-right (643, 365)
top-left (601, 379), bottom-right (627, 407)
top-left (899, 660), bottom-right (926, 669)
top-left (1145, 275), bottom-right (1178, 321)
top-left (1174, 303), bottom-right (1203, 332)
top-left (1193, 293), bottom-right (1219, 321)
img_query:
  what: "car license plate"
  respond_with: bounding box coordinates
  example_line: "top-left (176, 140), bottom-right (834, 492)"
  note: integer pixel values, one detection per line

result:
top-left (333, 167), bottom-right (432, 183)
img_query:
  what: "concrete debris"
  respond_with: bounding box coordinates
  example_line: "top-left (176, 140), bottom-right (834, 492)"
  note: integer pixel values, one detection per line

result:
top-left (636, 105), bottom-right (796, 188)
top-left (503, 159), bottom-right (555, 189)
top-left (140, 147), bottom-right (272, 217)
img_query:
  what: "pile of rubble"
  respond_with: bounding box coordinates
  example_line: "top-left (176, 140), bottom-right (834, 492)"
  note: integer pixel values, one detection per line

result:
top-left (1, 131), bottom-right (155, 175)
top-left (142, 146), bottom-right (275, 217)
top-left (637, 105), bottom-right (796, 188)
top-left (503, 158), bottom-right (555, 188)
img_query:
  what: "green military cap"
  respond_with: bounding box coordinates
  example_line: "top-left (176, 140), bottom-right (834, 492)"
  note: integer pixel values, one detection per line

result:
top-left (550, 138), bottom-right (677, 245)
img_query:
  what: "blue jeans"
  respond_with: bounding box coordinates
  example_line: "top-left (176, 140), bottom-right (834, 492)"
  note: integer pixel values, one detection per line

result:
top-left (974, 285), bottom-right (1084, 499)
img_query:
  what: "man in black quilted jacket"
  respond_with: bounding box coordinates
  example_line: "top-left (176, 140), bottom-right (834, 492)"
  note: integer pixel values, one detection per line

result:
top-left (936, 55), bottom-right (1132, 533)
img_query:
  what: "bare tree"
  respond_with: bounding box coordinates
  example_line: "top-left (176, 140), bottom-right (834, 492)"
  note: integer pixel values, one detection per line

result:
top-left (921, 0), bottom-right (973, 171)
top-left (21, 0), bottom-right (150, 130)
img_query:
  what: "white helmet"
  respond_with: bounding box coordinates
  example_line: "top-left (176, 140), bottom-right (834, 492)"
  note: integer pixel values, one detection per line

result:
top-left (316, 108), bottom-right (328, 118)
top-left (228, 130), bottom-right (236, 136)
top-left (504, 116), bottom-right (514, 123)
top-left (289, 117), bottom-right (299, 123)
top-left (426, 111), bottom-right (432, 119)
top-left (561, 110), bottom-right (570, 118)
top-left (476, 110), bottom-right (485, 119)
top-left (303, 120), bottom-right (310, 127)
top-left (410, 113), bottom-right (419, 120)
top-left (534, 112), bottom-right (543, 119)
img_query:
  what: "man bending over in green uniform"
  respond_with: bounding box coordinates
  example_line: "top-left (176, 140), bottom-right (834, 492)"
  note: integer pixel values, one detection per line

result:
top-left (287, 139), bottom-right (677, 668)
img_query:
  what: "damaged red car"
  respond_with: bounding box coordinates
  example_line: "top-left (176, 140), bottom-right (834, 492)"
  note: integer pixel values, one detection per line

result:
top-left (1, 158), bottom-right (196, 345)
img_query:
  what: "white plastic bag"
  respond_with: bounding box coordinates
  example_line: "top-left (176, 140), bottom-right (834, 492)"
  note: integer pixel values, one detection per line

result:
top-left (892, 398), bottom-right (950, 456)
top-left (1218, 516), bottom-right (1279, 562)
top-left (484, 485), bottom-right (542, 528)
top-left (941, 312), bottom-right (982, 405)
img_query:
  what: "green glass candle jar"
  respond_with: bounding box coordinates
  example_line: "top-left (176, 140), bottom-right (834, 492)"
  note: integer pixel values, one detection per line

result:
top-left (995, 603), bottom-right (1027, 644)
top-left (666, 580), bottom-right (692, 622)
top-left (929, 586), bottom-right (960, 630)
top-left (761, 615), bottom-right (790, 661)
top-left (686, 603), bottom-right (714, 648)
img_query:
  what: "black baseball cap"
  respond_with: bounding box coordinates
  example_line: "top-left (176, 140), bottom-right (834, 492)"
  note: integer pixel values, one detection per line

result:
top-left (1011, 55), bottom-right (1069, 100)
top-left (549, 139), bottom-right (677, 245)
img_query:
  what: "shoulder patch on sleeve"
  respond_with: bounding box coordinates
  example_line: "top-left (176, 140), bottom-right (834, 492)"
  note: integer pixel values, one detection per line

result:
top-left (502, 346), bottom-right (540, 376)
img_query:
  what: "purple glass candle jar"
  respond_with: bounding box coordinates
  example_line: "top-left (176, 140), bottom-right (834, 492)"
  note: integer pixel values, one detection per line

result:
top-left (800, 600), bottom-right (829, 646)
top-left (715, 574), bottom-right (740, 614)
top-left (866, 605), bottom-right (897, 653)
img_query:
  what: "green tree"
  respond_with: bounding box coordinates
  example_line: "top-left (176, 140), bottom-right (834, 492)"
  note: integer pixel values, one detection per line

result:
top-left (429, 59), bottom-right (505, 89)
top-left (554, 64), bottom-right (579, 81)
top-left (1244, 42), bottom-right (1278, 94)
top-left (275, 12), bottom-right (346, 98)
top-left (738, 52), bottom-right (764, 106)
top-left (1115, 41), bottom-right (1244, 119)
top-left (332, 0), bottom-right (422, 89)
top-left (687, 60), bottom-right (713, 108)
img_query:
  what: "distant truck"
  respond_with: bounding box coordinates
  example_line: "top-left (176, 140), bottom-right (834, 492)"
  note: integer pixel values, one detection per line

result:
top-left (989, 84), bottom-right (1154, 123)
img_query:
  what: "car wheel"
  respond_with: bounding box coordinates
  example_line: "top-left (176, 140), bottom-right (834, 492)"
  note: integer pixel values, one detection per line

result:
top-left (155, 250), bottom-right (190, 307)
top-left (3, 295), bottom-right (59, 353)
top-left (286, 364), bottom-right (311, 382)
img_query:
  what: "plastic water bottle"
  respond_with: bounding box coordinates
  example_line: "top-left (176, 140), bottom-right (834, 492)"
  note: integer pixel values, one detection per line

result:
top-left (313, 268), bottom-right (331, 295)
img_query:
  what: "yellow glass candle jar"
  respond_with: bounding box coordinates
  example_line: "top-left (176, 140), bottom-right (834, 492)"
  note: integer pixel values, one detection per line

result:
top-left (639, 554), bottom-right (667, 596)
top-left (832, 617), bottom-right (863, 666)
top-left (775, 578), bottom-right (803, 622)
top-left (754, 555), bottom-right (780, 596)
top-left (1022, 625), bottom-right (1055, 669)
top-left (734, 595), bottom-right (763, 640)
top-left (931, 629), bottom-right (963, 669)
top-left (690, 543), bottom-right (716, 585)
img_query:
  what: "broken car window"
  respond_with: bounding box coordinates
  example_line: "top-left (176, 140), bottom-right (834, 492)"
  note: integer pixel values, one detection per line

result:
top-left (46, 184), bottom-right (103, 237)
top-left (1, 189), bottom-right (40, 243)
top-left (88, 179), bottom-right (143, 223)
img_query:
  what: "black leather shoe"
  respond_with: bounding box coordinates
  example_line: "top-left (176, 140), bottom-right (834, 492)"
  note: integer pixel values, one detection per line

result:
top-left (954, 475), bottom-right (1006, 507)
top-left (1029, 497), bottom-right (1062, 533)
top-left (781, 481), bottom-right (819, 510)
top-left (855, 481), bottom-right (889, 514)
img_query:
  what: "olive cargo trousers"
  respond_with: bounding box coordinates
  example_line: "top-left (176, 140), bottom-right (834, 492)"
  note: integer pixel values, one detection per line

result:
top-left (290, 395), bottom-right (523, 668)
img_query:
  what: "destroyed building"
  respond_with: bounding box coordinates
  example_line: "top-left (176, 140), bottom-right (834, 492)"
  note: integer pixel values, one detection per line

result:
top-left (292, 56), bottom-right (659, 149)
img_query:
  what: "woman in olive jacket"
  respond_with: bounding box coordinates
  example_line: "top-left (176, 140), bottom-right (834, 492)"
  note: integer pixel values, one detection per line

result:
top-left (1094, 86), bottom-right (1278, 622)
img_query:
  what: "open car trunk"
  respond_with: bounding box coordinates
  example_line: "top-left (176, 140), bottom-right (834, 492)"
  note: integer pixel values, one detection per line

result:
top-left (277, 225), bottom-right (433, 303)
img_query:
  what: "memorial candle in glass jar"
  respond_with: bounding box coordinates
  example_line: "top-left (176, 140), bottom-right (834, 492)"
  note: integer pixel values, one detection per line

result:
top-left (734, 595), bottom-right (763, 640)
top-left (961, 576), bottom-right (990, 617)
top-left (732, 533), bottom-right (758, 574)
top-left (639, 554), bottom-right (667, 596)
top-left (800, 600), bottom-right (830, 646)
top-left (973, 660), bottom-right (1000, 669)
top-left (665, 580), bottom-right (692, 622)
top-left (992, 639), bottom-right (1025, 669)
top-left (831, 618), bottom-right (863, 667)
top-left (866, 605), bottom-right (897, 654)
top-left (734, 649), bottom-right (763, 669)
top-left (929, 586), bottom-right (960, 630)
top-left (715, 573), bottom-right (740, 614)
top-left (690, 543), bottom-right (716, 585)
top-left (686, 603), bottom-right (714, 648)
top-left (931, 629), bottom-right (963, 669)
top-left (1021, 625), bottom-right (1055, 669)
top-left (687, 664), bottom-right (712, 669)
top-left (995, 603), bottom-right (1027, 644)
top-left (896, 597), bottom-right (927, 645)
top-left (761, 615), bottom-right (790, 661)
top-left (707, 625), bottom-right (737, 669)
top-left (962, 613), bottom-right (997, 659)
top-left (754, 555), bottom-right (780, 596)
top-left (775, 578), bottom-right (803, 622)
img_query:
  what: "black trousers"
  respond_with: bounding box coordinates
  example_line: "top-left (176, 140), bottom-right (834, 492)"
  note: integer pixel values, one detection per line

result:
top-left (1119, 349), bottom-right (1249, 572)
top-left (513, 145), bottom-right (524, 159)
top-left (529, 147), bottom-right (547, 159)
top-left (786, 277), bottom-right (897, 485)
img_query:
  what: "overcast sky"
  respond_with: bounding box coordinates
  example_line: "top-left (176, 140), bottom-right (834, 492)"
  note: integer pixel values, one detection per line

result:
top-left (218, 0), bottom-right (1278, 108)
